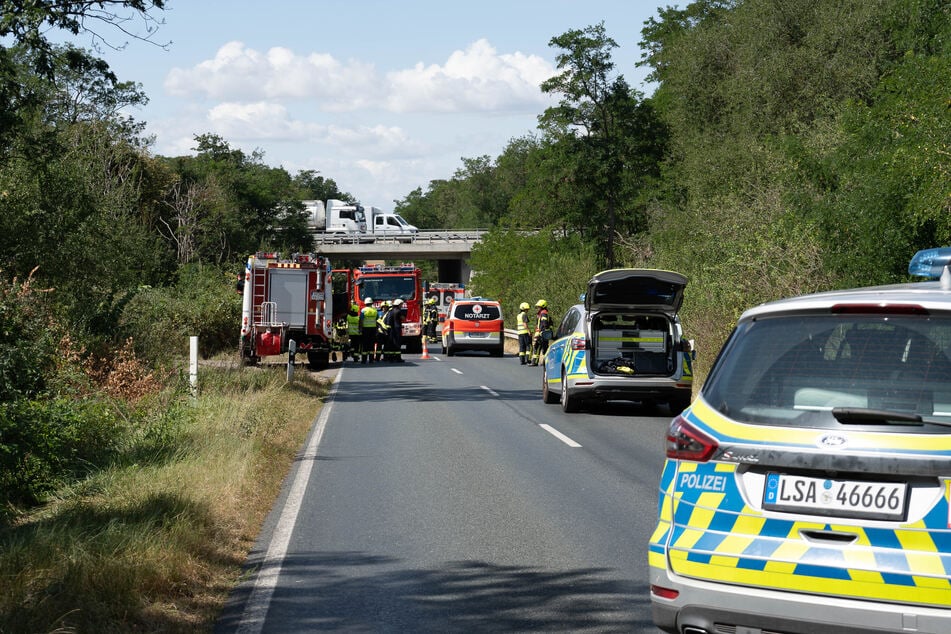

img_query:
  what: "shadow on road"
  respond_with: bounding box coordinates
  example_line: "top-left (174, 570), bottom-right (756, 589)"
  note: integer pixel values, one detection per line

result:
top-left (216, 551), bottom-right (654, 632)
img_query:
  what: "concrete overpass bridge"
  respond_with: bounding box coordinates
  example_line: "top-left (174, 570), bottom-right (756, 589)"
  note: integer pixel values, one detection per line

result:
top-left (312, 230), bottom-right (487, 282)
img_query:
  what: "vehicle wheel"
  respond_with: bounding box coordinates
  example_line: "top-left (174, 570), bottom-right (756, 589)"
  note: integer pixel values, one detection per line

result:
top-left (441, 339), bottom-right (447, 355)
top-left (446, 335), bottom-right (456, 356)
top-left (542, 366), bottom-right (558, 404)
top-left (668, 393), bottom-right (692, 416)
top-left (307, 350), bottom-right (329, 371)
top-left (560, 368), bottom-right (580, 413)
top-left (491, 344), bottom-right (504, 357)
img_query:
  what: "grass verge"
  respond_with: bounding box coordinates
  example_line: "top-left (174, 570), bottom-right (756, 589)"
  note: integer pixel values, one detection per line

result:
top-left (0, 362), bottom-right (328, 633)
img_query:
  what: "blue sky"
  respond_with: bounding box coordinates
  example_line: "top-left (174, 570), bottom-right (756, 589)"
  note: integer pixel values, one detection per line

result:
top-left (82, 1), bottom-right (664, 212)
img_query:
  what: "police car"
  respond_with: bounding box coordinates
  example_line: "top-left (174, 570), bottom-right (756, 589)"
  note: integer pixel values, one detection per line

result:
top-left (650, 247), bottom-right (951, 634)
top-left (441, 298), bottom-right (504, 356)
top-left (542, 269), bottom-right (694, 413)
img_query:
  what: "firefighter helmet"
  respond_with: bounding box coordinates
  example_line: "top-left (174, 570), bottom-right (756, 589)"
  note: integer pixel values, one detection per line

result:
top-left (519, 302), bottom-right (530, 311)
top-left (427, 297), bottom-right (437, 304)
top-left (535, 299), bottom-right (547, 309)
top-left (393, 298), bottom-right (404, 306)
top-left (364, 297), bottom-right (373, 304)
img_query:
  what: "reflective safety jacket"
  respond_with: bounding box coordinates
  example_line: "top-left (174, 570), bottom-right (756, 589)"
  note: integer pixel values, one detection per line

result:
top-left (535, 308), bottom-right (551, 335)
top-left (360, 306), bottom-right (378, 330)
top-left (517, 309), bottom-right (530, 335)
top-left (347, 312), bottom-right (361, 336)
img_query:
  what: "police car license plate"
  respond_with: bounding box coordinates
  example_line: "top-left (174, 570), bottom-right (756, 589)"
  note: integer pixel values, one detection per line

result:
top-left (763, 472), bottom-right (907, 520)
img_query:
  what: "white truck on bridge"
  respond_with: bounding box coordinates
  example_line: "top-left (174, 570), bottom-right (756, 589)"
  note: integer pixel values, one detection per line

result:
top-left (305, 199), bottom-right (367, 235)
top-left (366, 206), bottom-right (418, 241)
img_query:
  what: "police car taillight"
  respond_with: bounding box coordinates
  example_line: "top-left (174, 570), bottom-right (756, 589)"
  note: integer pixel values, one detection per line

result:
top-left (666, 416), bottom-right (717, 462)
top-left (570, 337), bottom-right (586, 351)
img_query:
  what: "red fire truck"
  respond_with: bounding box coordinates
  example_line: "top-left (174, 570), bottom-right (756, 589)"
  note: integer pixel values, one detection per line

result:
top-left (239, 252), bottom-right (334, 370)
top-left (349, 263), bottom-right (424, 353)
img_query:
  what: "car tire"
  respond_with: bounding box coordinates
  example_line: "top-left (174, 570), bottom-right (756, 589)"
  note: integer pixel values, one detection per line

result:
top-left (542, 366), bottom-right (558, 404)
top-left (560, 367), bottom-right (580, 413)
top-left (307, 350), bottom-right (328, 371)
top-left (491, 344), bottom-right (504, 357)
top-left (446, 335), bottom-right (456, 357)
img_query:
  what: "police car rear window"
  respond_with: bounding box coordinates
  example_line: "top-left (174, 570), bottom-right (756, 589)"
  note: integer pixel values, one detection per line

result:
top-left (453, 304), bottom-right (501, 321)
top-left (703, 314), bottom-right (951, 430)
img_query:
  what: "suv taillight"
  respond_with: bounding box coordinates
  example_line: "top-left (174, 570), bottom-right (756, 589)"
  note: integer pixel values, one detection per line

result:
top-left (666, 416), bottom-right (717, 462)
top-left (570, 336), bottom-right (586, 351)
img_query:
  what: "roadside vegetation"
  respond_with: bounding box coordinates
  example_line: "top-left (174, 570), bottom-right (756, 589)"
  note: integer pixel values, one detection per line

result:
top-left (0, 0), bottom-right (948, 630)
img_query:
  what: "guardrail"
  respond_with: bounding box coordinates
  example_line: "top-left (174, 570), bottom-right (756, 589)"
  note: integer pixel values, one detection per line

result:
top-left (312, 230), bottom-right (488, 245)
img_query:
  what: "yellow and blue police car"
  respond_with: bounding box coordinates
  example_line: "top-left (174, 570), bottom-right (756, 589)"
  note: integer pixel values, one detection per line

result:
top-left (650, 247), bottom-right (951, 634)
top-left (542, 268), bottom-right (694, 413)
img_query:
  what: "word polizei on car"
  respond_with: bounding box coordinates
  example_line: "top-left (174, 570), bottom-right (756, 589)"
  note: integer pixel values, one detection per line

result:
top-left (650, 247), bottom-right (951, 634)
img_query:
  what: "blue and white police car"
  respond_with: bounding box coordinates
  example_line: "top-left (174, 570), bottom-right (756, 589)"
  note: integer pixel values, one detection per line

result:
top-left (542, 268), bottom-right (694, 413)
top-left (650, 247), bottom-right (951, 634)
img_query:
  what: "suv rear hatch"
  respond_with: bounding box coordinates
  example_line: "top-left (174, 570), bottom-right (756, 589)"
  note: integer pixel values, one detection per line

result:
top-left (584, 270), bottom-right (686, 377)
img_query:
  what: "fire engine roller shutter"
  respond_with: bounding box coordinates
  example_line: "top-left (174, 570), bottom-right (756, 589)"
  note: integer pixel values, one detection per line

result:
top-left (269, 270), bottom-right (308, 327)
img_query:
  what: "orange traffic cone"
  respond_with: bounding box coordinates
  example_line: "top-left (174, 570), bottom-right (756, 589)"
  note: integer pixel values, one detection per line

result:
top-left (420, 337), bottom-right (431, 360)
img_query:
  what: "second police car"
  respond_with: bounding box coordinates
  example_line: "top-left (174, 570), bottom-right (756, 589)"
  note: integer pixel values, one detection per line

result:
top-left (542, 268), bottom-right (695, 414)
top-left (650, 247), bottom-right (951, 634)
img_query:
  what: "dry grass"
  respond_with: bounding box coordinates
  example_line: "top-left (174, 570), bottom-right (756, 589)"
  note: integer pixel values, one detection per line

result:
top-left (0, 364), bottom-right (329, 633)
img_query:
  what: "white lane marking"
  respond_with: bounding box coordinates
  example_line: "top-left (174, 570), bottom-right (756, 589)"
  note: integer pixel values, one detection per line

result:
top-left (539, 424), bottom-right (582, 448)
top-left (451, 368), bottom-right (463, 375)
top-left (480, 385), bottom-right (499, 397)
top-left (236, 367), bottom-right (341, 634)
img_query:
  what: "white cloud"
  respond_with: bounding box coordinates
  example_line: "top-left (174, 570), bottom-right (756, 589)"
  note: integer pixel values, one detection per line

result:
top-left (385, 39), bottom-right (556, 112)
top-left (164, 38), bottom-right (555, 114)
top-left (164, 41), bottom-right (378, 109)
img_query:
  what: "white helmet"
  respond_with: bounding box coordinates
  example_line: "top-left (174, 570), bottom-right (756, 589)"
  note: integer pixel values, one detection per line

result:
top-left (393, 298), bottom-right (404, 306)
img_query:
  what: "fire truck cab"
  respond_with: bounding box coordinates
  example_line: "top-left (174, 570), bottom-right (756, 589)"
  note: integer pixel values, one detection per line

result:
top-left (350, 263), bottom-right (424, 354)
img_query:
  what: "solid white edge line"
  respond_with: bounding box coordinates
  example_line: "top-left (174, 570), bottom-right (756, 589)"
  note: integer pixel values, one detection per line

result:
top-left (236, 367), bottom-right (342, 634)
top-left (538, 423), bottom-right (582, 448)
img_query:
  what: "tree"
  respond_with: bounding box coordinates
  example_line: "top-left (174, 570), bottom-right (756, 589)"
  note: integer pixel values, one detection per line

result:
top-left (539, 22), bottom-right (665, 267)
top-left (160, 134), bottom-right (315, 263)
top-left (0, 1), bottom-right (165, 150)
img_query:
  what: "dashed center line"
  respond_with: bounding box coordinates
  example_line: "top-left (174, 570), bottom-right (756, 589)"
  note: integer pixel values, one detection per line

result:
top-left (448, 370), bottom-right (580, 449)
top-left (539, 424), bottom-right (582, 447)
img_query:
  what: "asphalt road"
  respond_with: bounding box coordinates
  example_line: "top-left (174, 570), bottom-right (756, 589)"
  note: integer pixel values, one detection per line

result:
top-left (216, 349), bottom-right (673, 633)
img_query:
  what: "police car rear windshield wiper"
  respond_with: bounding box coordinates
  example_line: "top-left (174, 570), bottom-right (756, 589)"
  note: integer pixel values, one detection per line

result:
top-left (832, 407), bottom-right (923, 425)
top-left (830, 407), bottom-right (951, 428)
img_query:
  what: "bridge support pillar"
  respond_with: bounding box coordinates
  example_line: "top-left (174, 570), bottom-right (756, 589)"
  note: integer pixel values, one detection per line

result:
top-left (437, 260), bottom-right (470, 284)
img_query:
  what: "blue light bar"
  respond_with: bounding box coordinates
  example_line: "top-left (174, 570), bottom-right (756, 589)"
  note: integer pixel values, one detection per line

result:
top-left (908, 247), bottom-right (951, 279)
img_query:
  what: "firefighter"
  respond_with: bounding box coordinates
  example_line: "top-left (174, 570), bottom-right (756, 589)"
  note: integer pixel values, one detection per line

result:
top-left (424, 296), bottom-right (439, 343)
top-left (516, 301), bottom-right (532, 365)
top-left (385, 298), bottom-right (405, 362)
top-left (346, 303), bottom-right (362, 362)
top-left (331, 316), bottom-right (348, 362)
top-left (377, 301), bottom-right (392, 362)
top-left (530, 299), bottom-right (552, 366)
top-left (359, 298), bottom-right (379, 364)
